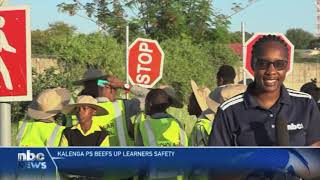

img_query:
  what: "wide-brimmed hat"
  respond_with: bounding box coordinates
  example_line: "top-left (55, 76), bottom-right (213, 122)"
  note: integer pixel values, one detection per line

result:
top-left (62, 95), bottom-right (108, 116)
top-left (205, 97), bottom-right (220, 117)
top-left (27, 88), bottom-right (71, 121)
top-left (159, 85), bottom-right (183, 108)
top-left (191, 80), bottom-right (211, 111)
top-left (190, 80), bottom-right (214, 120)
top-left (73, 68), bottom-right (107, 85)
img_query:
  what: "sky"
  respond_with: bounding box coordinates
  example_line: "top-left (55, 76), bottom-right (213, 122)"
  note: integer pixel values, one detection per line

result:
top-left (7, 0), bottom-right (317, 35)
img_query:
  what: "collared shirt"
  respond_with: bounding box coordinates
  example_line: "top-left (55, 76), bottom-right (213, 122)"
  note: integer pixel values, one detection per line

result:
top-left (71, 123), bottom-right (102, 136)
top-left (208, 83), bottom-right (320, 146)
top-left (60, 121), bottom-right (109, 146)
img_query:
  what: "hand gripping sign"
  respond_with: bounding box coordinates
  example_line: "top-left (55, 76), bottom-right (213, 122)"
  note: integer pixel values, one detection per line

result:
top-left (0, 6), bottom-right (31, 101)
top-left (128, 38), bottom-right (164, 88)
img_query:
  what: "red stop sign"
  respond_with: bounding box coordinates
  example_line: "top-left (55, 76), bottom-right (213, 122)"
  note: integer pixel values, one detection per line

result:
top-left (128, 38), bottom-right (164, 88)
top-left (244, 33), bottom-right (294, 78)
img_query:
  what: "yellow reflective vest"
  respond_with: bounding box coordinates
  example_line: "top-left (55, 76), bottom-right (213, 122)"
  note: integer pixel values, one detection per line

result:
top-left (135, 113), bottom-right (186, 180)
top-left (139, 114), bottom-right (188, 147)
top-left (16, 119), bottom-right (65, 147)
top-left (93, 100), bottom-right (134, 146)
top-left (190, 118), bottom-right (212, 146)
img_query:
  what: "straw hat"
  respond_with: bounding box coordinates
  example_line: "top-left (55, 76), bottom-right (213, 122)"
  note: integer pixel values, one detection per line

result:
top-left (205, 97), bottom-right (220, 117)
top-left (73, 68), bottom-right (107, 85)
top-left (159, 85), bottom-right (183, 108)
top-left (191, 80), bottom-right (211, 111)
top-left (27, 88), bottom-right (71, 121)
top-left (62, 95), bottom-right (108, 116)
top-left (190, 80), bottom-right (214, 120)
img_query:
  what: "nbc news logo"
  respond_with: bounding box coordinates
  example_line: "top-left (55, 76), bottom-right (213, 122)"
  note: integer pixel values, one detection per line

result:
top-left (17, 150), bottom-right (47, 170)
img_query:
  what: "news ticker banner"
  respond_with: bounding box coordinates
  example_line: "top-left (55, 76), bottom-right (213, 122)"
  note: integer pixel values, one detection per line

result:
top-left (1, 148), bottom-right (320, 178)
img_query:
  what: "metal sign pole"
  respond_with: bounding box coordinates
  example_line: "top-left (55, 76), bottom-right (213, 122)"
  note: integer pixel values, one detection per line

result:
top-left (126, 25), bottom-right (129, 99)
top-left (0, 102), bottom-right (11, 146)
top-left (241, 21), bottom-right (247, 85)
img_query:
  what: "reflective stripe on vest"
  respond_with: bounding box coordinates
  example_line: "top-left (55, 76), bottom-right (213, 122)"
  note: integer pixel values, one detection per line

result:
top-left (179, 124), bottom-right (186, 146)
top-left (144, 118), bottom-right (157, 146)
top-left (143, 118), bottom-right (186, 146)
top-left (16, 114), bottom-right (28, 145)
top-left (190, 118), bottom-right (212, 146)
top-left (191, 127), bottom-right (203, 146)
top-left (47, 124), bottom-right (61, 147)
top-left (174, 118), bottom-right (186, 146)
top-left (134, 113), bottom-right (145, 144)
top-left (94, 100), bottom-right (132, 146)
top-left (113, 101), bottom-right (126, 146)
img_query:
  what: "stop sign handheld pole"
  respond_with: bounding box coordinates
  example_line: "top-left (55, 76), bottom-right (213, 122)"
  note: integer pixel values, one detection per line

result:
top-left (241, 22), bottom-right (246, 85)
top-left (125, 25), bottom-right (129, 99)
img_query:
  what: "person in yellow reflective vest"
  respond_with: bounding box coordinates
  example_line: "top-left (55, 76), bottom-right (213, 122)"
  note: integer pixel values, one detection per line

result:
top-left (16, 88), bottom-right (71, 147)
top-left (187, 81), bottom-right (216, 180)
top-left (189, 80), bottom-right (214, 146)
top-left (60, 95), bottom-right (109, 146)
top-left (73, 68), bottom-right (148, 146)
top-left (135, 88), bottom-right (186, 180)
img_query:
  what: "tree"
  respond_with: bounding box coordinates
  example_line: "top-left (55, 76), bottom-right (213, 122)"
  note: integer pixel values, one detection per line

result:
top-left (57, 0), bottom-right (127, 42)
top-left (57, 0), bottom-right (230, 43)
top-left (308, 38), bottom-right (320, 49)
top-left (160, 38), bottom-right (240, 101)
top-left (285, 28), bottom-right (315, 49)
top-left (209, 14), bottom-right (231, 44)
top-left (47, 32), bottom-right (126, 77)
top-left (32, 22), bottom-right (77, 56)
top-left (32, 29), bottom-right (50, 56)
top-left (184, 0), bottom-right (217, 43)
top-left (229, 31), bottom-right (253, 43)
top-left (47, 21), bottom-right (77, 37)
top-left (129, 0), bottom-right (188, 41)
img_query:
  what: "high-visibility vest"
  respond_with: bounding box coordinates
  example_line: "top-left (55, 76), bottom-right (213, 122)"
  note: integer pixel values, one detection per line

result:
top-left (133, 112), bottom-right (145, 145)
top-left (190, 118), bottom-right (212, 146)
top-left (139, 117), bottom-right (188, 147)
top-left (63, 95), bottom-right (79, 127)
top-left (65, 114), bottom-right (78, 127)
top-left (93, 100), bottom-right (133, 146)
top-left (138, 115), bottom-right (186, 180)
top-left (189, 119), bottom-right (210, 180)
top-left (16, 118), bottom-right (65, 147)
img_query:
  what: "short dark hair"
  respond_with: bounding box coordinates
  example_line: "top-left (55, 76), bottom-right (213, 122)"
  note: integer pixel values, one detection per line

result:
top-left (145, 89), bottom-right (170, 115)
top-left (217, 65), bottom-right (236, 83)
top-left (80, 80), bottom-right (99, 98)
top-left (251, 34), bottom-right (289, 70)
top-left (300, 79), bottom-right (320, 103)
top-left (300, 81), bottom-right (317, 95)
